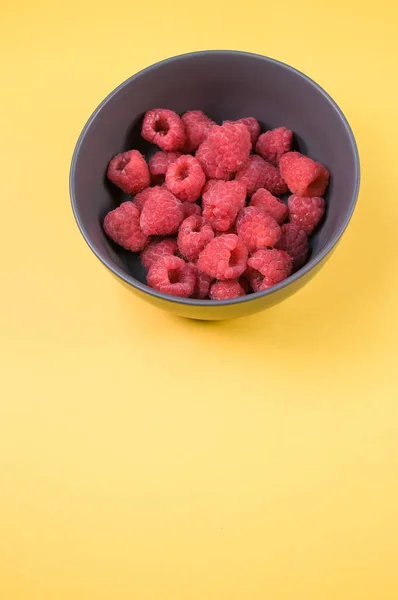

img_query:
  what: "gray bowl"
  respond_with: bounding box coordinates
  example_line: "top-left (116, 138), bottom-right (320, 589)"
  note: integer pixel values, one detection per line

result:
top-left (70, 50), bottom-right (360, 320)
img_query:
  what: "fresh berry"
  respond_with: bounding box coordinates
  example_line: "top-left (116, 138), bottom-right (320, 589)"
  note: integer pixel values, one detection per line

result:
top-left (148, 151), bottom-right (181, 184)
top-left (202, 180), bottom-right (246, 232)
top-left (133, 186), bottom-right (156, 211)
top-left (140, 237), bottom-right (178, 270)
top-left (247, 249), bottom-right (293, 290)
top-left (141, 109), bottom-right (186, 151)
top-left (275, 223), bottom-right (308, 271)
top-left (140, 187), bottom-right (183, 236)
top-left (190, 264), bottom-right (213, 299)
top-left (103, 201), bottom-right (148, 251)
top-left (288, 194), bottom-right (325, 234)
top-left (209, 279), bottom-right (246, 300)
top-left (279, 152), bottom-right (330, 197)
top-left (182, 110), bottom-right (216, 152)
top-left (255, 127), bottom-right (293, 165)
top-left (181, 202), bottom-right (202, 219)
top-left (197, 234), bottom-right (248, 280)
top-left (250, 188), bottom-right (288, 224)
top-left (147, 255), bottom-right (195, 297)
top-left (196, 122), bottom-right (251, 180)
top-left (244, 266), bottom-right (264, 293)
top-left (223, 117), bottom-right (260, 145)
top-left (236, 206), bottom-right (281, 253)
top-left (166, 155), bottom-right (206, 203)
top-left (107, 150), bottom-right (150, 195)
top-left (177, 215), bottom-right (214, 262)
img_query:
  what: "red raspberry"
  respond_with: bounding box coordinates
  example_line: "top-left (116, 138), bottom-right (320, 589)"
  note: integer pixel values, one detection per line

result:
top-left (177, 215), bottom-right (214, 262)
top-left (140, 237), bottom-right (178, 270)
top-left (223, 117), bottom-right (260, 145)
top-left (288, 194), bottom-right (325, 234)
top-left (140, 187), bottom-right (183, 236)
top-left (196, 123), bottom-right (251, 180)
top-left (181, 202), bottom-right (201, 219)
top-left (107, 150), bottom-right (150, 195)
top-left (236, 206), bottom-right (281, 253)
top-left (202, 180), bottom-right (246, 232)
top-left (181, 110), bottom-right (216, 152)
top-left (133, 186), bottom-right (156, 211)
top-left (244, 266), bottom-right (264, 293)
top-left (165, 155), bottom-right (206, 203)
top-left (197, 234), bottom-right (248, 280)
top-left (255, 127), bottom-right (293, 165)
top-left (190, 264), bottom-right (213, 299)
top-left (279, 152), bottom-right (330, 197)
top-left (209, 279), bottom-right (246, 300)
top-left (141, 109), bottom-right (186, 151)
top-left (148, 151), bottom-right (181, 184)
top-left (249, 188), bottom-right (288, 224)
top-left (275, 223), bottom-right (308, 271)
top-left (103, 201), bottom-right (148, 251)
top-left (247, 249), bottom-right (293, 290)
top-left (147, 255), bottom-right (195, 298)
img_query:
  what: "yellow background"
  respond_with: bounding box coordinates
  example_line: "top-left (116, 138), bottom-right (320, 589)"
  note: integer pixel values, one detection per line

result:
top-left (1, 0), bottom-right (398, 598)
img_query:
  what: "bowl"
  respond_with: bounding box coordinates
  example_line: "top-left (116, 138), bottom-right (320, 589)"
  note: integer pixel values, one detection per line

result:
top-left (70, 50), bottom-right (360, 320)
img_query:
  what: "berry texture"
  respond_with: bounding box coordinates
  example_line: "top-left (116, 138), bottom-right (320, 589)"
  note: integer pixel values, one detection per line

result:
top-left (141, 109), bottom-right (186, 151)
top-left (223, 117), bottom-right (260, 145)
top-left (209, 279), bottom-right (246, 300)
top-left (107, 150), bottom-right (150, 195)
top-left (197, 234), bottom-right (248, 280)
top-left (148, 151), bottom-right (181, 184)
top-left (103, 201), bottom-right (148, 252)
top-left (177, 215), bottom-right (214, 262)
top-left (236, 207), bottom-right (281, 253)
top-left (140, 237), bottom-right (178, 270)
top-left (255, 127), bottom-right (293, 165)
top-left (196, 122), bottom-right (251, 180)
top-left (140, 187), bottom-right (183, 236)
top-left (250, 188), bottom-right (288, 224)
top-left (166, 154), bottom-right (206, 203)
top-left (279, 152), bottom-right (330, 197)
top-left (202, 180), bottom-right (246, 232)
top-left (288, 194), bottom-right (325, 234)
top-left (247, 249), bottom-right (293, 290)
top-left (147, 255), bottom-right (195, 297)
top-left (182, 110), bottom-right (216, 152)
top-left (235, 155), bottom-right (286, 197)
top-left (190, 264), bottom-right (213, 299)
top-left (181, 202), bottom-right (202, 219)
top-left (275, 223), bottom-right (309, 271)
top-left (133, 186), bottom-right (156, 211)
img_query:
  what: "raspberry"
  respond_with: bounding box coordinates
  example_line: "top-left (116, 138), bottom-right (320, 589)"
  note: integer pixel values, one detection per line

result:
top-left (249, 188), bottom-right (288, 224)
top-left (182, 202), bottom-right (201, 219)
top-left (103, 201), bottom-right (148, 251)
top-left (148, 151), bottom-right (181, 184)
top-left (141, 109), bottom-right (186, 151)
top-left (209, 279), bottom-right (246, 300)
top-left (235, 155), bottom-right (279, 197)
top-left (244, 266), bottom-right (264, 293)
top-left (279, 152), bottom-right (330, 197)
top-left (107, 150), bottom-right (150, 195)
top-left (247, 249), bottom-right (293, 290)
top-left (140, 187), bottom-right (183, 236)
top-left (223, 117), bottom-right (260, 145)
top-left (196, 122), bottom-right (251, 180)
top-left (190, 264), bottom-right (213, 299)
top-left (197, 234), bottom-right (248, 280)
top-left (140, 237), bottom-right (178, 270)
top-left (236, 207), bottom-right (281, 253)
top-left (182, 110), bottom-right (216, 152)
top-left (133, 186), bottom-right (155, 211)
top-left (177, 215), bottom-right (214, 262)
top-left (202, 180), bottom-right (246, 232)
top-left (275, 223), bottom-right (308, 271)
top-left (165, 155), bottom-right (206, 203)
top-left (255, 127), bottom-right (293, 165)
top-left (288, 194), bottom-right (325, 234)
top-left (147, 255), bottom-right (195, 297)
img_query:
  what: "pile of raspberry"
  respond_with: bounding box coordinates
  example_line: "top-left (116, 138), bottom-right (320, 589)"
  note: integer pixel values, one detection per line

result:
top-left (103, 108), bottom-right (330, 300)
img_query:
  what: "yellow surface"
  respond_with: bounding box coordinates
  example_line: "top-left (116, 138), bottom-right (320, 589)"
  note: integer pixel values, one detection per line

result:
top-left (1, 1), bottom-right (398, 598)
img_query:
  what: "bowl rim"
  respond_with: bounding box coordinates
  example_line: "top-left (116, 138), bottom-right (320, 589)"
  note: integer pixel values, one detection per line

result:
top-left (69, 49), bottom-right (360, 307)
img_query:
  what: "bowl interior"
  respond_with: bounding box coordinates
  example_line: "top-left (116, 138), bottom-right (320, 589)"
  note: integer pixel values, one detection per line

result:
top-left (71, 51), bottom-right (358, 295)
